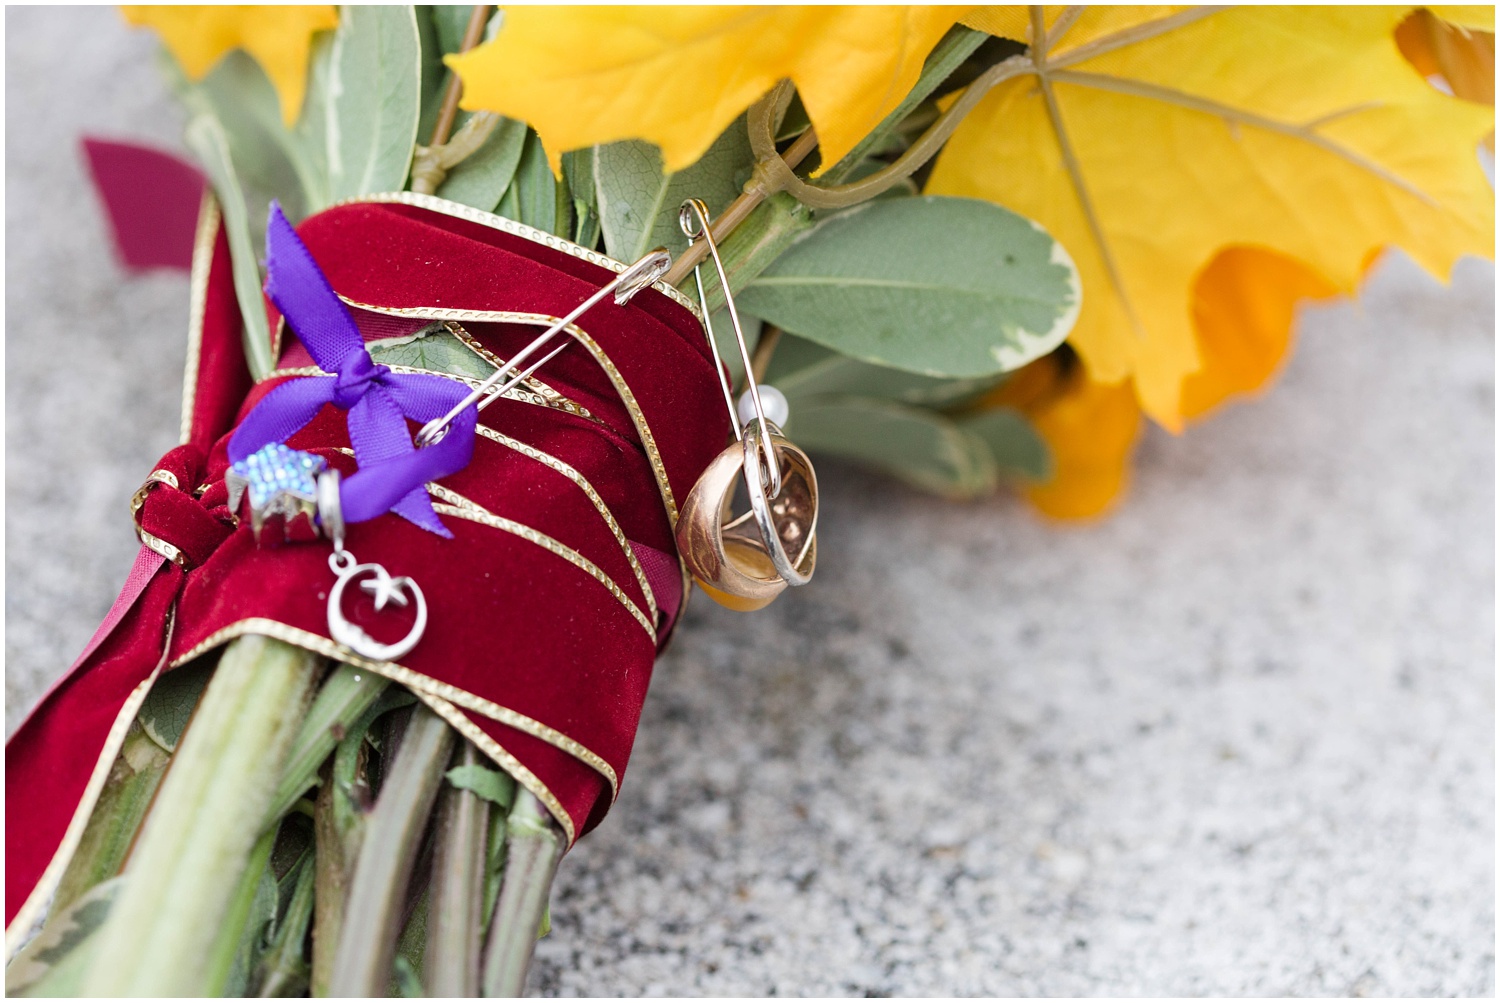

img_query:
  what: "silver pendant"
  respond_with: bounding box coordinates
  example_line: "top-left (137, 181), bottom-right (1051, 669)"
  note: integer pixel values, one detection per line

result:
top-left (327, 548), bottom-right (427, 662)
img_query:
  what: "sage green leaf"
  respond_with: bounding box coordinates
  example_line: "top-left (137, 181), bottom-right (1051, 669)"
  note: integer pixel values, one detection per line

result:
top-left (326, 6), bottom-right (422, 199)
top-left (52, 721), bottom-right (169, 916)
top-left (767, 332), bottom-right (1002, 410)
top-left (431, 5), bottom-right (473, 54)
top-left (184, 114), bottom-right (275, 380)
top-left (960, 408), bottom-right (1052, 481)
top-left (6, 878), bottom-right (122, 997)
top-left (165, 50), bottom-right (313, 223)
top-left (368, 326), bottom-right (497, 380)
top-left (821, 26), bottom-right (988, 185)
top-left (495, 130), bottom-right (559, 234)
top-left (595, 116), bottom-right (754, 263)
top-left (785, 396), bottom-right (997, 498)
top-left (436, 116), bottom-right (527, 212)
top-left (218, 837), bottom-right (279, 999)
top-left (139, 659), bottom-right (214, 752)
top-left (414, 6), bottom-right (448, 145)
top-left (446, 763), bottom-right (517, 809)
top-left (738, 196), bottom-right (1080, 378)
top-left (562, 148), bottom-right (602, 248)
top-left (253, 851), bottom-right (316, 998)
top-left (293, 32), bottom-right (335, 212)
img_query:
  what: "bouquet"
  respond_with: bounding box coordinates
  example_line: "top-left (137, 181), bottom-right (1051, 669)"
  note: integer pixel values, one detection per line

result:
top-left (6, 5), bottom-right (1493, 997)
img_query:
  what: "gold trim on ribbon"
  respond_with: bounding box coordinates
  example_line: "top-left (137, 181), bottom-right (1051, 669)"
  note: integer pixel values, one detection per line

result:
top-left (472, 426), bottom-right (659, 626)
top-left (411, 692), bottom-right (577, 845)
top-left (320, 304), bottom-right (681, 524)
top-left (179, 194), bottom-right (221, 445)
top-left (262, 365), bottom-right (327, 380)
top-left (428, 486), bottom-right (655, 640)
top-left (330, 190), bottom-right (702, 319)
top-left (5, 607), bottom-right (177, 956)
top-left (438, 318), bottom-right (593, 420)
top-left (167, 619), bottom-right (619, 799)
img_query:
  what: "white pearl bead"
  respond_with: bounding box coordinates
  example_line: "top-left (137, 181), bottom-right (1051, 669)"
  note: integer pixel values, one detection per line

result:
top-left (738, 384), bottom-right (789, 428)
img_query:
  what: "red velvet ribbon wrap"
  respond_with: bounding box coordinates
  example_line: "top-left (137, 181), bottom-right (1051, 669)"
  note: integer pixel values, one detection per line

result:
top-left (6, 194), bottom-right (730, 933)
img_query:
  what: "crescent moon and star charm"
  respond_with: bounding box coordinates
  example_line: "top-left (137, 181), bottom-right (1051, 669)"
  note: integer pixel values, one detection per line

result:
top-left (326, 548), bottom-right (428, 663)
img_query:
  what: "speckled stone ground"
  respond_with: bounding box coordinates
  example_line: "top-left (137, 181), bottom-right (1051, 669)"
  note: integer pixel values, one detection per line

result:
top-left (6, 7), bottom-right (1495, 996)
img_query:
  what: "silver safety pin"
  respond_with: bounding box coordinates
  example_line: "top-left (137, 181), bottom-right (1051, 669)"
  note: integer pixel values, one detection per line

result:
top-left (678, 198), bottom-right (782, 499)
top-left (415, 248), bottom-right (672, 448)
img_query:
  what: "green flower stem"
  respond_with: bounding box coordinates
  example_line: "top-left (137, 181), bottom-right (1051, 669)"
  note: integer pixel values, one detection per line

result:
top-left (201, 825), bottom-right (277, 994)
top-left (480, 790), bottom-right (567, 998)
top-left (328, 706), bottom-right (455, 997)
top-left (311, 759), bottom-right (359, 996)
top-left (268, 663), bottom-right (388, 822)
top-left (695, 191), bottom-right (815, 315)
top-left (256, 852), bottom-right (317, 997)
top-left (310, 680), bottom-right (414, 994)
top-left (78, 635), bottom-right (321, 996)
top-left (49, 718), bottom-right (170, 915)
top-left (661, 127), bottom-right (818, 289)
top-left (425, 743), bottom-right (490, 997)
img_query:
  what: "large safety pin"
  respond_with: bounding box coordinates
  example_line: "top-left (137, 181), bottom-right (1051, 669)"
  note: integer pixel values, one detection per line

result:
top-left (678, 198), bottom-right (782, 499)
top-left (415, 248), bottom-right (672, 447)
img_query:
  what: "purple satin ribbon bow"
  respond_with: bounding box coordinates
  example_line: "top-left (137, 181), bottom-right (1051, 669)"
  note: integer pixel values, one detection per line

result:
top-left (228, 203), bottom-right (476, 537)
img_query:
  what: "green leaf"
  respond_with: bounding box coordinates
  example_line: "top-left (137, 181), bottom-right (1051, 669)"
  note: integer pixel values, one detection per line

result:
top-left (368, 325), bottom-right (497, 380)
top-left (436, 116), bottom-right (528, 212)
top-left (562, 148), bottom-right (602, 248)
top-left (217, 834), bottom-right (280, 999)
top-left (326, 6), bottom-right (422, 199)
top-left (139, 659), bottom-right (214, 753)
top-left (165, 50), bottom-right (315, 223)
top-left (595, 116), bottom-right (754, 263)
top-left (184, 114), bottom-right (275, 380)
top-left (431, 4), bottom-right (476, 54)
top-left (268, 663), bottom-right (388, 823)
top-left (6, 878), bottom-right (122, 997)
top-left (414, 6), bottom-right (449, 146)
top-left (445, 763), bottom-right (517, 808)
top-left (293, 32), bottom-right (335, 212)
top-left (821, 26), bottom-right (987, 185)
top-left (252, 849), bottom-right (316, 998)
top-left (767, 332), bottom-right (1003, 410)
top-left (496, 130), bottom-right (558, 234)
top-left (52, 722), bottom-right (169, 917)
top-left (738, 196), bottom-right (1080, 378)
top-left (785, 396), bottom-right (998, 498)
top-left (960, 408), bottom-right (1052, 482)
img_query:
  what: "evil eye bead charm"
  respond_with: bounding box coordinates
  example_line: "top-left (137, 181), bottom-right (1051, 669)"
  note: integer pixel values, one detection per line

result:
top-left (225, 442), bottom-right (327, 543)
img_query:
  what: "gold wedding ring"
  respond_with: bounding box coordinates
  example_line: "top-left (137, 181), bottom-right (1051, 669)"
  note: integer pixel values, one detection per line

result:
top-left (675, 422), bottom-right (817, 611)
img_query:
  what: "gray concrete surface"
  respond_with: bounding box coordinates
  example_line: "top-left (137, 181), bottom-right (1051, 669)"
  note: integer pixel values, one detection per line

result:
top-left (6, 7), bottom-right (1495, 996)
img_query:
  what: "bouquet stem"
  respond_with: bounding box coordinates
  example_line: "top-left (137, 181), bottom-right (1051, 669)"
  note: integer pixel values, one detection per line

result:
top-left (327, 705), bottom-right (454, 996)
top-left (425, 743), bottom-right (490, 996)
top-left (78, 635), bottom-right (321, 996)
top-left (480, 790), bottom-right (566, 997)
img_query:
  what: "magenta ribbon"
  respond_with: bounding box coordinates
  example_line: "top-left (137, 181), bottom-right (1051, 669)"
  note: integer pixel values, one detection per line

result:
top-left (228, 204), bottom-right (476, 537)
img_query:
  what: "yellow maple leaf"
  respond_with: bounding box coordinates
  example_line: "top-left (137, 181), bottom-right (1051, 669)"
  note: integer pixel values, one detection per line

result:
top-left (1179, 245), bottom-right (1342, 421)
top-left (982, 352), bottom-right (1143, 519)
top-left (121, 5), bottom-right (337, 125)
top-left (446, 5), bottom-right (972, 174)
top-left (989, 245), bottom-right (1347, 517)
top-left (1398, 8), bottom-right (1495, 114)
top-left (928, 6), bottom-right (1494, 432)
